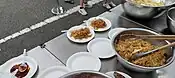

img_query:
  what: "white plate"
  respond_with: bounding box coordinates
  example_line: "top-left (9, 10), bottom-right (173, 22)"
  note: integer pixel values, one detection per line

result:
top-left (86, 17), bottom-right (112, 31)
top-left (106, 71), bottom-right (132, 78)
top-left (66, 52), bottom-right (101, 71)
top-left (38, 66), bottom-right (71, 78)
top-left (67, 26), bottom-right (95, 43)
top-left (87, 38), bottom-right (115, 58)
top-left (108, 28), bottom-right (127, 39)
top-left (0, 72), bottom-right (15, 78)
top-left (0, 56), bottom-right (38, 78)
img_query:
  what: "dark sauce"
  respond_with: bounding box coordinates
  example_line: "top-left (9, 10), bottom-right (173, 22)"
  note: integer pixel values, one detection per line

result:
top-left (115, 73), bottom-right (125, 78)
top-left (65, 73), bottom-right (108, 78)
top-left (10, 63), bottom-right (30, 78)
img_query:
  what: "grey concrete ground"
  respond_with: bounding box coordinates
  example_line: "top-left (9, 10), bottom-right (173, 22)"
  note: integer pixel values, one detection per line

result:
top-left (0, 0), bottom-right (80, 39)
top-left (0, 0), bottom-right (121, 64)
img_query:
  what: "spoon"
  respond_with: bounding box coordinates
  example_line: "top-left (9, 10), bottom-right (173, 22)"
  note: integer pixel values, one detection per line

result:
top-left (18, 49), bottom-right (28, 72)
top-left (131, 42), bottom-right (175, 60)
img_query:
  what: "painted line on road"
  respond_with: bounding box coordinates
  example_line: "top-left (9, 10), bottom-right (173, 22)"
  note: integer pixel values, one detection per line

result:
top-left (0, 0), bottom-right (103, 44)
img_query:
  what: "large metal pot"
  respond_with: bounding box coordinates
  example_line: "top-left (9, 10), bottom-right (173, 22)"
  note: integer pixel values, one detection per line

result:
top-left (122, 0), bottom-right (175, 19)
top-left (111, 28), bottom-right (175, 72)
top-left (167, 7), bottom-right (175, 33)
top-left (60, 70), bottom-right (112, 78)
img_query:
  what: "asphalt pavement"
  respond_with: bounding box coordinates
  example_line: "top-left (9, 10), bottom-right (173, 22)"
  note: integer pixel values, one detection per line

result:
top-left (0, 0), bottom-right (121, 64)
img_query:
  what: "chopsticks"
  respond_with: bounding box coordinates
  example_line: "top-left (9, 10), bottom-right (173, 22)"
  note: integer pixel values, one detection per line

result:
top-left (136, 35), bottom-right (175, 40)
top-left (120, 34), bottom-right (175, 40)
top-left (131, 41), bottom-right (175, 60)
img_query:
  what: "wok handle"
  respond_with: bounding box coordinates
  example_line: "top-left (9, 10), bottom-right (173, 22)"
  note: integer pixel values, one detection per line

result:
top-left (154, 6), bottom-right (173, 18)
top-left (153, 9), bottom-right (166, 18)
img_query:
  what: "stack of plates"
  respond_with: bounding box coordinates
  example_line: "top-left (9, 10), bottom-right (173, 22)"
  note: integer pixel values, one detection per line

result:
top-left (87, 38), bottom-right (115, 58)
top-left (66, 52), bottom-right (101, 71)
top-left (38, 66), bottom-right (71, 78)
top-left (108, 28), bottom-right (127, 39)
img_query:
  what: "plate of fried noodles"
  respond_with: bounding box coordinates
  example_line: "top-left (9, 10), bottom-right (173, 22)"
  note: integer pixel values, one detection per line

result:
top-left (67, 26), bottom-right (95, 43)
top-left (86, 17), bottom-right (111, 31)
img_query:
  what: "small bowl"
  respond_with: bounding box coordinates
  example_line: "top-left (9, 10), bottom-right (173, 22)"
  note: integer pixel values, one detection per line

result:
top-left (111, 28), bottom-right (175, 72)
top-left (167, 7), bottom-right (175, 33)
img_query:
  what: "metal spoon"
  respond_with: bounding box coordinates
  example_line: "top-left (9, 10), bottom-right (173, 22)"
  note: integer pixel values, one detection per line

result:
top-left (18, 49), bottom-right (28, 72)
top-left (131, 42), bottom-right (175, 60)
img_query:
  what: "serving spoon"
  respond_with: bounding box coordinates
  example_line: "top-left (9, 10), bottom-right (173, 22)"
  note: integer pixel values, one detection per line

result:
top-left (131, 42), bottom-right (175, 60)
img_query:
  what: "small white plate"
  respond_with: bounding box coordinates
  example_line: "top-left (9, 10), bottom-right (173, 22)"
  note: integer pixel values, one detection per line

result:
top-left (38, 66), bottom-right (71, 78)
top-left (108, 28), bottom-right (127, 39)
top-left (106, 71), bottom-right (131, 78)
top-left (87, 38), bottom-right (115, 58)
top-left (86, 17), bottom-right (112, 31)
top-left (0, 56), bottom-right (38, 78)
top-left (66, 52), bottom-right (101, 71)
top-left (67, 26), bottom-right (95, 43)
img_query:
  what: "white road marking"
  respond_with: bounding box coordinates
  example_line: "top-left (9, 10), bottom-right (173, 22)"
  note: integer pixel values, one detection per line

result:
top-left (4, 35), bottom-right (12, 41)
top-left (44, 16), bottom-right (60, 23)
top-left (11, 32), bottom-right (21, 39)
top-left (19, 28), bottom-right (31, 35)
top-left (30, 22), bottom-right (47, 30)
top-left (0, 0), bottom-right (103, 44)
top-left (0, 39), bottom-right (5, 43)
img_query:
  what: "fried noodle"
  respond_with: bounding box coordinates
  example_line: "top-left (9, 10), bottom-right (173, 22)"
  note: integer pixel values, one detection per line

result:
top-left (116, 38), bottom-right (166, 67)
top-left (91, 19), bottom-right (106, 30)
top-left (132, 0), bottom-right (164, 7)
top-left (71, 28), bottom-right (92, 39)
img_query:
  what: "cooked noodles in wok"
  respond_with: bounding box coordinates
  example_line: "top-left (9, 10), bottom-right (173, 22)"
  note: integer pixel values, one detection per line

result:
top-left (115, 38), bottom-right (166, 67)
top-left (132, 0), bottom-right (165, 7)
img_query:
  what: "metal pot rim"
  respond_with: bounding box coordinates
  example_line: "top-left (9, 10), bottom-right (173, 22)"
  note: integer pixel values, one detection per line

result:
top-left (167, 7), bottom-right (175, 22)
top-left (111, 28), bottom-right (175, 70)
top-left (125, 0), bottom-right (175, 8)
top-left (60, 70), bottom-right (112, 78)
